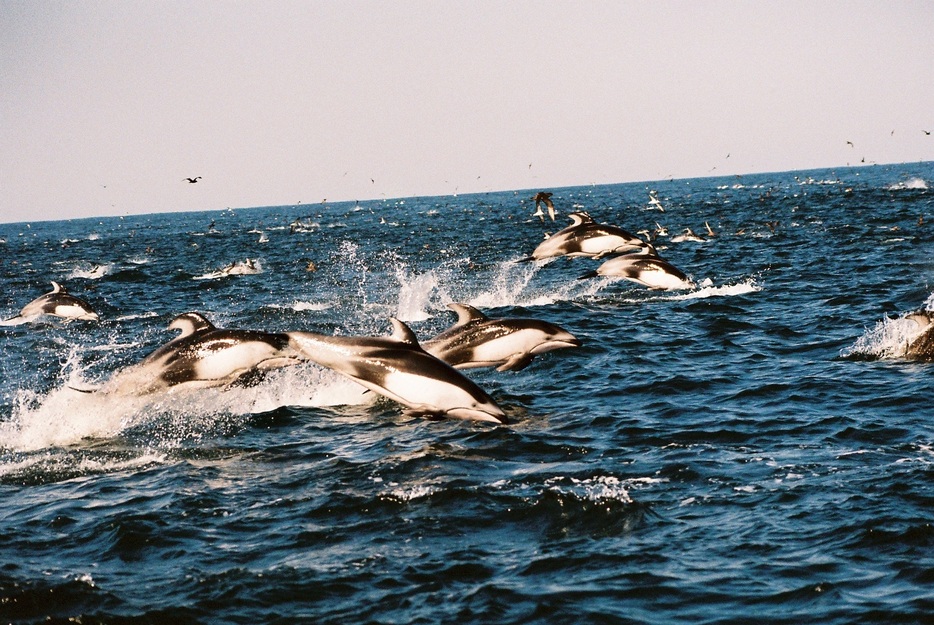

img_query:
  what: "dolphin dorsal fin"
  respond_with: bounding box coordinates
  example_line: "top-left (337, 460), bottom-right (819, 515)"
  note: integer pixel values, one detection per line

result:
top-left (50, 281), bottom-right (65, 293)
top-left (168, 312), bottom-right (215, 337)
top-left (568, 212), bottom-right (592, 226)
top-left (448, 303), bottom-right (487, 326)
top-left (389, 318), bottom-right (420, 345)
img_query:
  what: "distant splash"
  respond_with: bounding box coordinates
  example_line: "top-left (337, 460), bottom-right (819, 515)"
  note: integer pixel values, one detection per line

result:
top-left (65, 263), bottom-right (113, 280)
top-left (194, 258), bottom-right (263, 280)
top-left (887, 177), bottom-right (928, 191)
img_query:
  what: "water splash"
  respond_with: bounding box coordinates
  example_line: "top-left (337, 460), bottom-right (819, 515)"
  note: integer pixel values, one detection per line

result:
top-left (65, 263), bottom-right (113, 280)
top-left (887, 177), bottom-right (928, 191)
top-left (842, 311), bottom-right (929, 360)
top-left (666, 278), bottom-right (761, 301)
top-left (393, 267), bottom-right (443, 322)
top-left (0, 360), bottom-right (373, 453)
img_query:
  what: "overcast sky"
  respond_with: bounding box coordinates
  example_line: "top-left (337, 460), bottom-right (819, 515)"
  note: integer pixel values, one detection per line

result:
top-left (2, 1), bottom-right (932, 224)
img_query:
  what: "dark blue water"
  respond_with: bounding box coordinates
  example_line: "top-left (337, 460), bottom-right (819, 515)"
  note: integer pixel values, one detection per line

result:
top-left (2, 164), bottom-right (933, 624)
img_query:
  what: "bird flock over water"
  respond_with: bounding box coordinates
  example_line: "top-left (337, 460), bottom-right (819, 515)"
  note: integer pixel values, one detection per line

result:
top-left (4, 190), bottom-right (932, 427)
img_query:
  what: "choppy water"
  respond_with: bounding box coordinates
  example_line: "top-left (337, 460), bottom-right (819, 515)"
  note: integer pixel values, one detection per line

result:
top-left (1, 163), bottom-right (933, 624)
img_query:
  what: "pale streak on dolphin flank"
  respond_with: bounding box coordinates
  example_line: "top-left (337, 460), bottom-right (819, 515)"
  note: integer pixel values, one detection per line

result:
top-left (423, 303), bottom-right (581, 372)
top-left (5, 281), bottom-right (99, 323)
top-left (94, 312), bottom-right (304, 395)
top-left (520, 212), bottom-right (646, 262)
top-left (287, 318), bottom-right (507, 424)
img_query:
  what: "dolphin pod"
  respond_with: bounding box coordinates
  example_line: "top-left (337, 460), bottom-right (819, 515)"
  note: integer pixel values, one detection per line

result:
top-left (88, 312), bottom-right (512, 423)
top-left (13, 198), bottom-right (922, 430)
top-left (518, 209), bottom-right (694, 291)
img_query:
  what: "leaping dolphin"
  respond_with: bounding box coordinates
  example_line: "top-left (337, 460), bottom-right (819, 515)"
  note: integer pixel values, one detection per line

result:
top-left (581, 244), bottom-right (694, 290)
top-left (97, 312), bottom-right (304, 395)
top-left (423, 303), bottom-right (581, 371)
top-left (520, 212), bottom-right (645, 261)
top-left (287, 319), bottom-right (507, 423)
top-left (6, 281), bottom-right (99, 322)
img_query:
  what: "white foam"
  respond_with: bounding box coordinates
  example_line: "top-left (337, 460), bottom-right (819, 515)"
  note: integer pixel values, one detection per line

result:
top-left (65, 263), bottom-right (112, 280)
top-left (842, 311), bottom-right (929, 360)
top-left (887, 177), bottom-right (927, 191)
top-left (0, 361), bottom-right (375, 452)
top-left (665, 278), bottom-right (761, 301)
top-left (544, 475), bottom-right (634, 504)
top-left (394, 267), bottom-right (443, 322)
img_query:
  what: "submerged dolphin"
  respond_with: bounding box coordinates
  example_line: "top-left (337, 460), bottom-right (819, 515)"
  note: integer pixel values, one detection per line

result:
top-left (904, 310), bottom-right (934, 360)
top-left (581, 244), bottom-right (694, 290)
top-left (521, 212), bottom-right (645, 261)
top-left (423, 303), bottom-right (581, 372)
top-left (287, 319), bottom-right (507, 423)
top-left (7, 281), bottom-right (99, 322)
top-left (98, 312), bottom-right (304, 395)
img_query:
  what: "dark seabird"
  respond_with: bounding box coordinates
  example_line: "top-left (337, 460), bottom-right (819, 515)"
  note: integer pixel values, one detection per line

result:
top-left (185, 177), bottom-right (202, 184)
top-left (532, 191), bottom-right (556, 221)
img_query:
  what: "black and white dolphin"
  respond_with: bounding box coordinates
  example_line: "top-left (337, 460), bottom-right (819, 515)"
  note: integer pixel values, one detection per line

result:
top-left (98, 312), bottom-right (304, 395)
top-left (287, 319), bottom-right (507, 423)
top-left (581, 244), bottom-right (694, 290)
top-left (423, 303), bottom-right (581, 372)
top-left (6, 281), bottom-right (99, 322)
top-left (521, 212), bottom-right (645, 261)
top-left (904, 310), bottom-right (934, 360)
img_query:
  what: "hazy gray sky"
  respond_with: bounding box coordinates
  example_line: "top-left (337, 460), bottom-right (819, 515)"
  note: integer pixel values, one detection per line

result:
top-left (2, 1), bottom-right (932, 224)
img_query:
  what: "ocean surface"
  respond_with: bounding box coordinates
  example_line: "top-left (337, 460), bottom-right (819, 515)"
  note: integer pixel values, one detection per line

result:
top-left (1, 163), bottom-right (933, 624)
